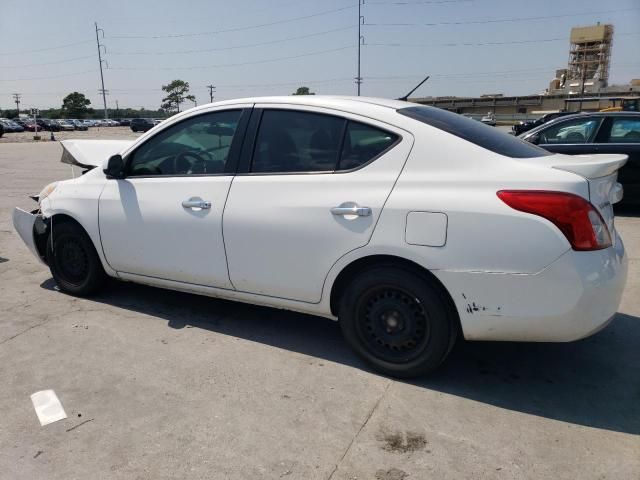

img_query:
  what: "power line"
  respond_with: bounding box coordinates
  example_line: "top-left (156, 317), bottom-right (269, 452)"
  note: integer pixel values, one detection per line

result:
top-left (109, 26), bottom-right (354, 55)
top-left (109, 45), bottom-right (353, 71)
top-left (0, 40), bottom-right (93, 56)
top-left (108, 5), bottom-right (357, 39)
top-left (0, 69), bottom-right (98, 82)
top-left (365, 7), bottom-right (638, 27)
top-left (1, 54), bottom-right (95, 69)
top-left (366, 0), bottom-right (471, 4)
top-left (366, 31), bottom-right (640, 48)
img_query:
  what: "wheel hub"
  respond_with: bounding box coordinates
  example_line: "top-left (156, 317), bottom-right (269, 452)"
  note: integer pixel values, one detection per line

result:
top-left (358, 287), bottom-right (430, 363)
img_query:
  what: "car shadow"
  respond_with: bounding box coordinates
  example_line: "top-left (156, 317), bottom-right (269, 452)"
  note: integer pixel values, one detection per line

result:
top-left (41, 278), bottom-right (640, 435)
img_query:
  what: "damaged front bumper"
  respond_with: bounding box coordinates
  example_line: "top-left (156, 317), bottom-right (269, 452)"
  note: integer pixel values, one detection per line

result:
top-left (12, 207), bottom-right (48, 264)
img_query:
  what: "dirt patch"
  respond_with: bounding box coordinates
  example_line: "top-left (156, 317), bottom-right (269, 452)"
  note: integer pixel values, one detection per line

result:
top-left (377, 428), bottom-right (427, 453)
top-left (375, 467), bottom-right (408, 480)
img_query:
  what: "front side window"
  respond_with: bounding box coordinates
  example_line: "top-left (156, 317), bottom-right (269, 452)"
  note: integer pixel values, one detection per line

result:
top-left (250, 110), bottom-right (400, 174)
top-left (128, 110), bottom-right (242, 176)
top-left (607, 117), bottom-right (640, 143)
top-left (539, 117), bottom-right (603, 144)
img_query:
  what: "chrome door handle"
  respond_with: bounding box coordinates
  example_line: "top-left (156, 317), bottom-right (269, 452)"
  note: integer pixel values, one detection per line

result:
top-left (331, 205), bottom-right (372, 217)
top-left (182, 199), bottom-right (211, 209)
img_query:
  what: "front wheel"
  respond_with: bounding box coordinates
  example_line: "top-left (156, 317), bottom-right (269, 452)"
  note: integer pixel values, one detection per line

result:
top-left (46, 221), bottom-right (107, 296)
top-left (339, 267), bottom-right (457, 378)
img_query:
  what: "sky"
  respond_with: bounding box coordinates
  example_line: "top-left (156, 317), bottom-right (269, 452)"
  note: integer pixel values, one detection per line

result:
top-left (1, 0), bottom-right (639, 111)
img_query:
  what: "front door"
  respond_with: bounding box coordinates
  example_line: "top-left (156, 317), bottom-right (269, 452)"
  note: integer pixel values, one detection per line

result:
top-left (536, 115), bottom-right (604, 155)
top-left (99, 107), bottom-right (249, 288)
top-left (223, 106), bottom-right (413, 303)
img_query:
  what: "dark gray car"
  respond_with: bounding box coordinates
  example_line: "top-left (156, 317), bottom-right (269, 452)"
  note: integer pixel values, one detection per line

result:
top-left (520, 112), bottom-right (640, 206)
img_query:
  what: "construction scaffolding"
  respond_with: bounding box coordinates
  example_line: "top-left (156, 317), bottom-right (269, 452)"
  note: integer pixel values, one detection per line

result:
top-left (567, 24), bottom-right (614, 85)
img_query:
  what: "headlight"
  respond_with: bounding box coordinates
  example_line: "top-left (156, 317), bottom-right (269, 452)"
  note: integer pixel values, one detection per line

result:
top-left (38, 182), bottom-right (58, 203)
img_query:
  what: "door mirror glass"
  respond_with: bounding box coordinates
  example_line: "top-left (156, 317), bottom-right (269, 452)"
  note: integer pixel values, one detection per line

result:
top-left (104, 154), bottom-right (125, 179)
top-left (528, 133), bottom-right (540, 145)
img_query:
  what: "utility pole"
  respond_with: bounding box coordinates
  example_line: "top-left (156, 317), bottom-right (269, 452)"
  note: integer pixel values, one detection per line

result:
top-left (12, 93), bottom-right (21, 116)
top-left (95, 22), bottom-right (108, 119)
top-left (115, 99), bottom-right (119, 117)
top-left (356, 0), bottom-right (364, 96)
top-left (206, 84), bottom-right (216, 103)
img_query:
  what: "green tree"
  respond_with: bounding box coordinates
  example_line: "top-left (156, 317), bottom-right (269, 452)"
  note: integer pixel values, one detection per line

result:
top-left (61, 92), bottom-right (92, 118)
top-left (292, 86), bottom-right (315, 96)
top-left (161, 79), bottom-right (195, 113)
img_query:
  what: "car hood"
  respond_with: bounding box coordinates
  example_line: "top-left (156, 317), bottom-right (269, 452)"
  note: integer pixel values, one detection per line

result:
top-left (60, 139), bottom-right (135, 169)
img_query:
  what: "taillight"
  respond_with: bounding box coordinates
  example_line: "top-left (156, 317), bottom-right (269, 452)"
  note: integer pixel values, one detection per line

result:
top-left (497, 190), bottom-right (611, 251)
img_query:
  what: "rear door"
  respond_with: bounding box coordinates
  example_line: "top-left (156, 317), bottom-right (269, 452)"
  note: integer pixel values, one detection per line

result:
top-left (594, 115), bottom-right (640, 204)
top-left (223, 105), bottom-right (413, 303)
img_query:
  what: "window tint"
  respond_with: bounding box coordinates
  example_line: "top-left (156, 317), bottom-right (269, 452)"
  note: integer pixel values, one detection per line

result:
top-left (338, 122), bottom-right (399, 170)
top-left (607, 117), bottom-right (640, 143)
top-left (397, 105), bottom-right (551, 158)
top-left (128, 110), bottom-right (242, 176)
top-left (539, 117), bottom-right (602, 144)
top-left (252, 110), bottom-right (345, 173)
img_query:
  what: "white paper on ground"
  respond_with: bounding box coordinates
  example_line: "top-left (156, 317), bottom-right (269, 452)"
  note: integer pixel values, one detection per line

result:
top-left (31, 390), bottom-right (67, 426)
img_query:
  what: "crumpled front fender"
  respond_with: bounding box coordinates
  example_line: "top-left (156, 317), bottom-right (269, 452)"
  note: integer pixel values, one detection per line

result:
top-left (12, 207), bottom-right (47, 264)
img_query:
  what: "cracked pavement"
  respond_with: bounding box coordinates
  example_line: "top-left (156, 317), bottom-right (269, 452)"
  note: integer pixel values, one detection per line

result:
top-left (1, 142), bottom-right (639, 479)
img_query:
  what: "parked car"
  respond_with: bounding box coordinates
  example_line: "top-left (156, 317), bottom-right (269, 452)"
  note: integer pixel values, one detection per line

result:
top-left (36, 119), bottom-right (60, 132)
top-left (0, 119), bottom-right (25, 132)
top-left (130, 118), bottom-right (155, 132)
top-left (512, 111), bottom-right (576, 136)
top-left (520, 112), bottom-right (640, 205)
top-left (12, 97), bottom-right (628, 377)
top-left (22, 120), bottom-right (40, 132)
top-left (480, 112), bottom-right (496, 126)
top-left (69, 119), bottom-right (88, 131)
top-left (56, 119), bottom-right (75, 131)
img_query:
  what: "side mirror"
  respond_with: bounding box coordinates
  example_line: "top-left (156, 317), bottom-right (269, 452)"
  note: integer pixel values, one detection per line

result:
top-left (103, 154), bottom-right (125, 179)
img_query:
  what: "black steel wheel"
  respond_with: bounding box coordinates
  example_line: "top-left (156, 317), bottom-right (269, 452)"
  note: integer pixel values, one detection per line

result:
top-left (46, 220), bottom-right (107, 296)
top-left (339, 266), bottom-right (456, 378)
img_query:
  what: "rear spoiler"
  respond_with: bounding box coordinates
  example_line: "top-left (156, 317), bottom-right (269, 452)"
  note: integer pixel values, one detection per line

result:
top-left (552, 154), bottom-right (627, 179)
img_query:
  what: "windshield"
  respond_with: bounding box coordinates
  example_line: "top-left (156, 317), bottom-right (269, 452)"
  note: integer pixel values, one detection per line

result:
top-left (398, 105), bottom-right (551, 158)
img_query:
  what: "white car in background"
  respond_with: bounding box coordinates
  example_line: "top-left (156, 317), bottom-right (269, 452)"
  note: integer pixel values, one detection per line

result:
top-left (12, 96), bottom-right (628, 377)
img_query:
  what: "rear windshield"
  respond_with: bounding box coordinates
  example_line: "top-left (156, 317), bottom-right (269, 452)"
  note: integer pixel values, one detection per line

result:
top-left (397, 105), bottom-right (551, 158)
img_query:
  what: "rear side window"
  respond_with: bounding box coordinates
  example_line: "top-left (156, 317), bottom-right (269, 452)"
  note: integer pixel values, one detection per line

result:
top-left (339, 122), bottom-right (398, 170)
top-left (252, 110), bottom-right (344, 173)
top-left (398, 105), bottom-right (550, 158)
top-left (251, 110), bottom-right (399, 173)
top-left (607, 117), bottom-right (640, 143)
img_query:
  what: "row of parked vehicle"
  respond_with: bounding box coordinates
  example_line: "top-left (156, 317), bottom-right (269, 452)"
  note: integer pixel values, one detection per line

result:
top-left (0, 117), bottom-right (153, 135)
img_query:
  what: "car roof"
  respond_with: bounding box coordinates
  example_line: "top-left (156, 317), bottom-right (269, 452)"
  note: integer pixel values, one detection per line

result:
top-left (196, 95), bottom-right (414, 112)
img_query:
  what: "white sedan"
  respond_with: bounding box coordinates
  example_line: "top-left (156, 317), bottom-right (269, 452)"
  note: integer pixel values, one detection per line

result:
top-left (13, 96), bottom-right (628, 377)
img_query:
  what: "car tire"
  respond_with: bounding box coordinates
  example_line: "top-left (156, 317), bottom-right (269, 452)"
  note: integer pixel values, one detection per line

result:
top-left (339, 266), bottom-right (457, 378)
top-left (46, 221), bottom-right (107, 296)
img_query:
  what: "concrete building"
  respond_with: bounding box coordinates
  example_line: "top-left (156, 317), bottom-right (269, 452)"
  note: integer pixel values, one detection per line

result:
top-left (411, 23), bottom-right (638, 119)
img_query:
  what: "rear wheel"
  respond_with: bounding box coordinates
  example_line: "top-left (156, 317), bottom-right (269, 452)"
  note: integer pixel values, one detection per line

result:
top-left (339, 267), bottom-right (456, 378)
top-left (46, 221), bottom-right (107, 296)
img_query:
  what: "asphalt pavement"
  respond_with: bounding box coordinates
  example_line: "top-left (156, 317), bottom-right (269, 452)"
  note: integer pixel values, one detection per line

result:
top-left (0, 141), bottom-right (638, 479)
